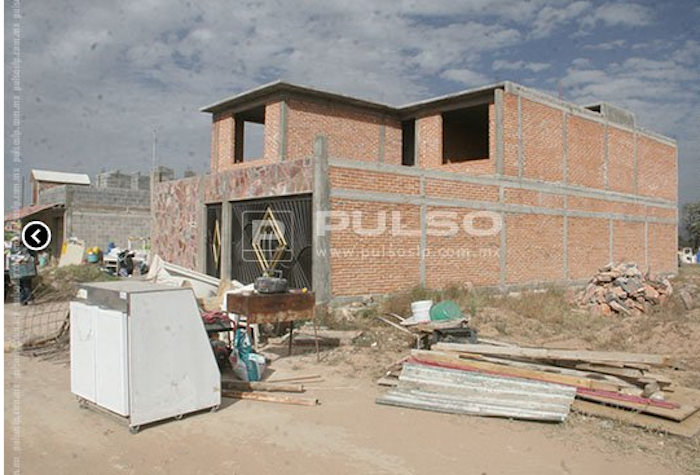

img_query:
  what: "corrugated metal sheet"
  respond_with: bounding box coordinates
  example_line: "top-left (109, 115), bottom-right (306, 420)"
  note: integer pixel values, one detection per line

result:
top-left (31, 169), bottom-right (91, 185)
top-left (376, 362), bottom-right (576, 422)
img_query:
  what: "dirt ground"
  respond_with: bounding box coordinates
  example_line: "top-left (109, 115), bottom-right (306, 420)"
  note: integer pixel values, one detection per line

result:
top-left (4, 266), bottom-right (700, 474)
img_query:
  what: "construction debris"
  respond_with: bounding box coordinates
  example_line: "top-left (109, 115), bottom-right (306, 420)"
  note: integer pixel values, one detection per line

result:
top-left (577, 262), bottom-right (673, 316)
top-left (377, 340), bottom-right (700, 437)
top-left (377, 362), bottom-right (576, 422)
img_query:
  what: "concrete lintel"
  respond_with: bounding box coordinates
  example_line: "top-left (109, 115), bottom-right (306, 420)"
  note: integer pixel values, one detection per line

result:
top-left (327, 158), bottom-right (677, 209)
top-left (313, 135), bottom-right (332, 305)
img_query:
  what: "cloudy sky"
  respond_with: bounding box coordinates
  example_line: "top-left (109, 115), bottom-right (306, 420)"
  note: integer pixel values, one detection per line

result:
top-left (4, 0), bottom-right (699, 212)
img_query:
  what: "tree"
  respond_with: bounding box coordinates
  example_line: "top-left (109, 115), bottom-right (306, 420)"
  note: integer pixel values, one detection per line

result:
top-left (684, 201), bottom-right (700, 248)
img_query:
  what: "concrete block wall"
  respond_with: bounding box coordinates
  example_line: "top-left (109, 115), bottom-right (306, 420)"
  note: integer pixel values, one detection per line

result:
top-left (68, 208), bottom-right (151, 250)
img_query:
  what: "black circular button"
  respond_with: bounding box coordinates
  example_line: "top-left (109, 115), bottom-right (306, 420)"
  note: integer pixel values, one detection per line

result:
top-left (21, 221), bottom-right (52, 252)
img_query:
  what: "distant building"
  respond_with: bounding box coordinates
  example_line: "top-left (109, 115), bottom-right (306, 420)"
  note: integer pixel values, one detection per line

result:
top-left (6, 166), bottom-right (175, 256)
top-left (30, 169), bottom-right (91, 205)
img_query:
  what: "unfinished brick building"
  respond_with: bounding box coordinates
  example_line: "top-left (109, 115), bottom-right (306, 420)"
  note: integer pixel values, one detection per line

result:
top-left (152, 81), bottom-right (678, 304)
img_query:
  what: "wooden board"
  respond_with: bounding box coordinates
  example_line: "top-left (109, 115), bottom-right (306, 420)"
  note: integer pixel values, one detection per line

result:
top-left (434, 343), bottom-right (674, 367)
top-left (572, 400), bottom-right (700, 438)
top-left (576, 390), bottom-right (699, 422)
top-left (453, 353), bottom-right (638, 389)
top-left (226, 292), bottom-right (315, 324)
top-left (411, 350), bottom-right (627, 392)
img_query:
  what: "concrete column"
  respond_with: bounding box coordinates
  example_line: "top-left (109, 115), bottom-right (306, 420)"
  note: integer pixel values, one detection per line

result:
top-left (419, 175), bottom-right (427, 286)
top-left (562, 112), bottom-right (568, 185)
top-left (279, 101), bottom-right (288, 161)
top-left (603, 122), bottom-right (609, 190)
top-left (220, 200), bottom-right (233, 281)
top-left (196, 178), bottom-right (207, 274)
top-left (378, 124), bottom-right (386, 163)
top-left (312, 135), bottom-right (332, 305)
top-left (517, 95), bottom-right (523, 180)
top-left (495, 89), bottom-right (504, 176)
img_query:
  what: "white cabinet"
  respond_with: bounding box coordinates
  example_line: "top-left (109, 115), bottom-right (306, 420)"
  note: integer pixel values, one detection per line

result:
top-left (70, 282), bottom-right (221, 433)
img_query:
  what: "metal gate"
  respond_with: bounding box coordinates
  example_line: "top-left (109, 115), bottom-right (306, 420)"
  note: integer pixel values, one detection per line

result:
top-left (205, 204), bottom-right (222, 278)
top-left (230, 194), bottom-right (312, 289)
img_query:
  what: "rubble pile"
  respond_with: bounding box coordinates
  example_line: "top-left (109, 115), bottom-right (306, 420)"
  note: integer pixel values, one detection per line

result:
top-left (577, 262), bottom-right (673, 316)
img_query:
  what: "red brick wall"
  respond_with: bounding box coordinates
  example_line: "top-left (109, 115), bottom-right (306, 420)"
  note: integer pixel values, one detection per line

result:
top-left (648, 223), bottom-right (678, 275)
top-left (613, 221), bottom-right (646, 268)
top-left (329, 198), bottom-right (421, 295)
top-left (637, 135), bottom-right (677, 201)
top-left (505, 214), bottom-right (564, 285)
top-left (521, 98), bottom-right (564, 182)
top-left (607, 128), bottom-right (635, 194)
top-left (567, 115), bottom-right (605, 189)
top-left (567, 217), bottom-right (610, 280)
top-left (286, 98), bottom-right (401, 163)
top-left (425, 206), bottom-right (501, 288)
top-left (330, 167), bottom-right (421, 195)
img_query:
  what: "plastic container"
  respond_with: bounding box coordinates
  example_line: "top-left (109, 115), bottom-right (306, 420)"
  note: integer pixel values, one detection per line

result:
top-left (430, 300), bottom-right (463, 321)
top-left (411, 300), bottom-right (433, 323)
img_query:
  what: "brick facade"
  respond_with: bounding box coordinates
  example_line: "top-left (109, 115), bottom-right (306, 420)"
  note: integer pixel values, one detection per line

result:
top-left (153, 81), bottom-right (678, 301)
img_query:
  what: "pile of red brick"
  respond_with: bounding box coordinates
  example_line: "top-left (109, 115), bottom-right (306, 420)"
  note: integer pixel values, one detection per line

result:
top-left (578, 262), bottom-right (673, 316)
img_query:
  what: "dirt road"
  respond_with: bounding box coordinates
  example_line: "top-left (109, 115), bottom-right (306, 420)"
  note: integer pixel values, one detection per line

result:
top-left (4, 348), bottom-right (689, 475)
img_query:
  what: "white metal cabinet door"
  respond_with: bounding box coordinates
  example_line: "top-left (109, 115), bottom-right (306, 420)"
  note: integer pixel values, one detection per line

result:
top-left (94, 309), bottom-right (129, 416)
top-left (70, 302), bottom-right (96, 402)
top-left (128, 289), bottom-right (221, 426)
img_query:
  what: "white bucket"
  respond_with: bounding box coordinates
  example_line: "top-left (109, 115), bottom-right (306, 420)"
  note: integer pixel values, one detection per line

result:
top-left (411, 300), bottom-right (433, 323)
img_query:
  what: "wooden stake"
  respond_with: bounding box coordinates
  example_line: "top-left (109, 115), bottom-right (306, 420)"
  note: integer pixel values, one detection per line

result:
top-left (222, 390), bottom-right (319, 406)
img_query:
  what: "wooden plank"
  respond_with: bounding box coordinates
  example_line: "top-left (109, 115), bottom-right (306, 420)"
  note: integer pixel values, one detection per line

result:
top-left (377, 377), bottom-right (399, 387)
top-left (572, 400), bottom-right (700, 438)
top-left (433, 343), bottom-right (673, 367)
top-left (222, 390), bottom-right (319, 406)
top-left (576, 390), bottom-right (698, 422)
top-left (411, 350), bottom-right (627, 392)
top-left (267, 374), bottom-right (322, 383)
top-left (454, 353), bottom-right (638, 389)
top-left (573, 364), bottom-right (644, 379)
top-left (221, 380), bottom-right (305, 393)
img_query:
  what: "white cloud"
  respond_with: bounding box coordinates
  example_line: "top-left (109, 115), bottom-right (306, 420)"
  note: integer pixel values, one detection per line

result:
top-left (530, 1), bottom-right (591, 38)
top-left (583, 39), bottom-right (627, 50)
top-left (492, 60), bottom-right (550, 72)
top-left (586, 2), bottom-right (653, 27)
top-left (578, 2), bottom-right (654, 33)
top-left (441, 68), bottom-right (489, 85)
top-left (3, 0), bottom-right (698, 209)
